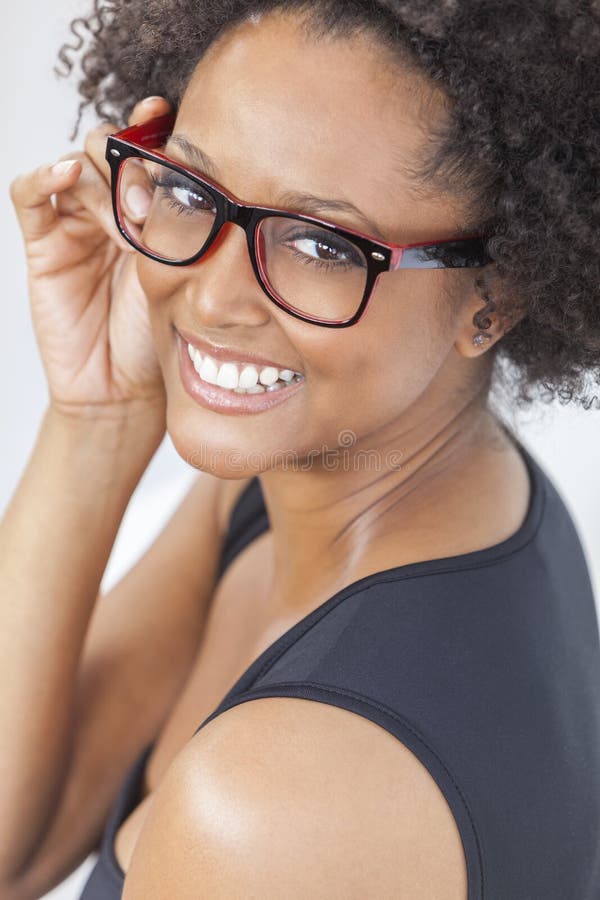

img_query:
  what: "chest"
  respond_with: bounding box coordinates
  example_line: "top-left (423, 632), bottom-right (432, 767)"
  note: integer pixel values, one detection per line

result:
top-left (111, 438), bottom-right (531, 876)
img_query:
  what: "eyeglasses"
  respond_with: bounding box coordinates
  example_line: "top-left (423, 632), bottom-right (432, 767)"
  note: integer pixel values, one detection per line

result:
top-left (105, 112), bottom-right (493, 328)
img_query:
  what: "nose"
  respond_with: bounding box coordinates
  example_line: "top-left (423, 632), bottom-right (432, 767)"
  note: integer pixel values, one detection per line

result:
top-left (184, 219), bottom-right (271, 328)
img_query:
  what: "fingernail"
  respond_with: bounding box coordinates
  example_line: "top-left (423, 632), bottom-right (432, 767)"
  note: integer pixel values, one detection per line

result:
top-left (142, 96), bottom-right (167, 105)
top-left (52, 159), bottom-right (78, 176)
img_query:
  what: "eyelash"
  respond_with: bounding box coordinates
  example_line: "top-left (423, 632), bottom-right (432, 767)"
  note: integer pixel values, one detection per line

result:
top-left (149, 171), bottom-right (214, 216)
top-left (146, 168), bottom-right (366, 269)
top-left (283, 231), bottom-right (364, 270)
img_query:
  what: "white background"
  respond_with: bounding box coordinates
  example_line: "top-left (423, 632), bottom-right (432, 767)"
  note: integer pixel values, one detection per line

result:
top-left (1, 2), bottom-right (599, 897)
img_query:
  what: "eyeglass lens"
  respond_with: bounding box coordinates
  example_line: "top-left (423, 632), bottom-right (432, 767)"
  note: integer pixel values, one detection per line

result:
top-left (117, 157), bottom-right (369, 323)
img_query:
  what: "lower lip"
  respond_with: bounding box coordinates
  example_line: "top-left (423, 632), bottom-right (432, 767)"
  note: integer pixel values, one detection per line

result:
top-left (175, 329), bottom-right (305, 416)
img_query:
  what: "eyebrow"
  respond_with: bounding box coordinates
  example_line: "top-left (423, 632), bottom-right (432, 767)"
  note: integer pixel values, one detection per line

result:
top-left (165, 133), bottom-right (388, 240)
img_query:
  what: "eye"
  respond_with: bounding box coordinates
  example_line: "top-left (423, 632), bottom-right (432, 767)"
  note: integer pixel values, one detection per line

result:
top-left (281, 225), bottom-right (366, 270)
top-left (148, 168), bottom-right (217, 216)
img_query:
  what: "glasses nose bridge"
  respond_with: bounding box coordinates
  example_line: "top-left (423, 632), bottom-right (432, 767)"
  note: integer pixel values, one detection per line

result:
top-left (207, 197), bottom-right (260, 281)
top-left (223, 197), bottom-right (254, 236)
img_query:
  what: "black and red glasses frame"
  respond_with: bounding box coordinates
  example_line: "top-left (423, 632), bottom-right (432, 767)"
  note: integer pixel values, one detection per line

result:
top-left (105, 112), bottom-right (493, 328)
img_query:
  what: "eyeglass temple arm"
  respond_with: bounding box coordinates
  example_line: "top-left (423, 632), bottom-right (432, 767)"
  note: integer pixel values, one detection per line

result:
top-left (389, 246), bottom-right (443, 271)
top-left (389, 248), bottom-right (404, 271)
top-left (110, 112), bottom-right (177, 147)
top-left (108, 117), bottom-right (492, 276)
top-left (389, 235), bottom-right (491, 271)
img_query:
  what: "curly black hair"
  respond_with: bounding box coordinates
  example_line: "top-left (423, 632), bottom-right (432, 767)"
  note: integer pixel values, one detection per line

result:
top-left (54, 0), bottom-right (600, 413)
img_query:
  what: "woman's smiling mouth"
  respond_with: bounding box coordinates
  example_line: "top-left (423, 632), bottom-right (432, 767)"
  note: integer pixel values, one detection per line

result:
top-left (174, 327), bottom-right (305, 415)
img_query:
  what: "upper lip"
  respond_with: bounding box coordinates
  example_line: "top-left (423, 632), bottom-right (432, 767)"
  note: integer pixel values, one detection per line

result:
top-left (176, 326), bottom-right (301, 373)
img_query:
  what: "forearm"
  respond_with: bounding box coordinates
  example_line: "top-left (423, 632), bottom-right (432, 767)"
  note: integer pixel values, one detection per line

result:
top-left (0, 402), bottom-right (165, 880)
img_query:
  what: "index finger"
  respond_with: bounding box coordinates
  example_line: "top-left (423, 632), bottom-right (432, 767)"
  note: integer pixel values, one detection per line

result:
top-left (84, 96), bottom-right (173, 186)
top-left (128, 96), bottom-right (172, 127)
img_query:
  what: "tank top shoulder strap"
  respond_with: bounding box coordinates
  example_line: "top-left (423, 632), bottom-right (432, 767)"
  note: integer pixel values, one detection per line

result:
top-left (217, 477), bottom-right (270, 581)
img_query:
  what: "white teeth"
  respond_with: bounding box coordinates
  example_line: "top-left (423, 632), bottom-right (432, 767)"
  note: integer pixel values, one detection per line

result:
top-left (216, 362), bottom-right (239, 390)
top-left (186, 342), bottom-right (302, 395)
top-left (198, 355), bottom-right (219, 385)
top-left (259, 366), bottom-right (279, 386)
top-left (238, 366), bottom-right (259, 389)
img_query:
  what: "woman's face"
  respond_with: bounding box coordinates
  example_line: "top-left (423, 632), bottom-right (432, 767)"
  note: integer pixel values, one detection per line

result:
top-left (137, 10), bottom-right (490, 477)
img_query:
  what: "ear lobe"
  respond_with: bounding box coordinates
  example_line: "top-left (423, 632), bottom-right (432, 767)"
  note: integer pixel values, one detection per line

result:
top-left (455, 327), bottom-right (500, 359)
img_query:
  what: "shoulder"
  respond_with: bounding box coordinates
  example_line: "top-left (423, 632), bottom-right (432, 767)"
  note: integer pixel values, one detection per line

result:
top-left (122, 696), bottom-right (467, 899)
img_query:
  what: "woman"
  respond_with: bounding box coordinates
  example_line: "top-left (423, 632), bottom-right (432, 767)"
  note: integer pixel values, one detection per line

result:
top-left (3, 1), bottom-right (599, 898)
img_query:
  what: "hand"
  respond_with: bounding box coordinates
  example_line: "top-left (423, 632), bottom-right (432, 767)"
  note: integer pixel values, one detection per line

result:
top-left (9, 96), bottom-right (172, 422)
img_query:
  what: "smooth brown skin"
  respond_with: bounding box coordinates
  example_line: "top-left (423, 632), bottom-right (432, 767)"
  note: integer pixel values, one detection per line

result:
top-left (138, 11), bottom-right (525, 613)
top-left (121, 10), bottom-right (529, 899)
top-left (2, 8), bottom-right (531, 900)
top-left (9, 97), bottom-right (173, 417)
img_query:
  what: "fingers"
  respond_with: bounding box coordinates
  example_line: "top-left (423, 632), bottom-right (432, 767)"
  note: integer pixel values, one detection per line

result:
top-left (59, 149), bottom-right (137, 252)
top-left (84, 96), bottom-right (172, 181)
top-left (9, 96), bottom-right (172, 250)
top-left (9, 157), bottom-right (82, 242)
top-left (81, 95), bottom-right (173, 243)
top-left (128, 95), bottom-right (172, 126)
top-left (62, 96), bottom-right (172, 247)
top-left (9, 150), bottom-right (134, 254)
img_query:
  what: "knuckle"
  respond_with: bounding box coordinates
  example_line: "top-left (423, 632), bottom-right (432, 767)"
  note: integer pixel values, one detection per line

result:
top-left (8, 173), bottom-right (23, 200)
top-left (8, 170), bottom-right (33, 202)
top-left (84, 122), bottom-right (117, 153)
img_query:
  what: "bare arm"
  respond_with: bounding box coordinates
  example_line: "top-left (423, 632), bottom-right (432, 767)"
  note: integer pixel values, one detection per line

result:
top-left (2, 92), bottom-right (234, 899)
top-left (0, 403), bottom-right (165, 888)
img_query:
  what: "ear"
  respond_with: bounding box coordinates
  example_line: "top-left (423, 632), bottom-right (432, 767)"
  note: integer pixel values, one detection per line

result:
top-left (453, 268), bottom-right (525, 359)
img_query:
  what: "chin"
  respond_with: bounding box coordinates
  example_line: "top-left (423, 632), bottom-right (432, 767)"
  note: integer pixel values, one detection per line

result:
top-left (163, 400), bottom-right (270, 480)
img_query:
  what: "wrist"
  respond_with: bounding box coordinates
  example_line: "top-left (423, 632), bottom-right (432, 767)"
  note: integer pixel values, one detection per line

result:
top-left (43, 397), bottom-right (167, 469)
top-left (46, 396), bottom-right (166, 442)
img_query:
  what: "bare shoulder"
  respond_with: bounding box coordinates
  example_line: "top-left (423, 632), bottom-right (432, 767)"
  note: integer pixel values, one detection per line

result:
top-left (122, 696), bottom-right (467, 899)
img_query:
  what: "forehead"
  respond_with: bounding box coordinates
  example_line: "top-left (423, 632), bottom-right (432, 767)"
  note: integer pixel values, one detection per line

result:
top-left (176, 11), bottom-right (465, 241)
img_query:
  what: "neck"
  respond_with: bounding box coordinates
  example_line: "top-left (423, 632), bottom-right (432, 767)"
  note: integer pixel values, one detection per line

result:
top-left (256, 401), bottom-right (512, 611)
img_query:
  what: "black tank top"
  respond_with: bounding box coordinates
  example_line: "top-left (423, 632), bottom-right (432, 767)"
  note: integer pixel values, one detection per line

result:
top-left (79, 438), bottom-right (600, 899)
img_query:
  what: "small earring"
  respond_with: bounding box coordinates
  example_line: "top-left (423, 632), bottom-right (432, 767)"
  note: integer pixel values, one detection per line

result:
top-left (473, 331), bottom-right (493, 348)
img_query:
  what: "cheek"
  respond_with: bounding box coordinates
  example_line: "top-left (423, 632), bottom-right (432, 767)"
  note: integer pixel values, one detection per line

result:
top-left (304, 271), bottom-right (453, 434)
top-left (299, 274), bottom-right (450, 392)
top-left (136, 255), bottom-right (178, 311)
top-left (340, 274), bottom-right (455, 405)
top-left (134, 256), bottom-right (182, 355)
